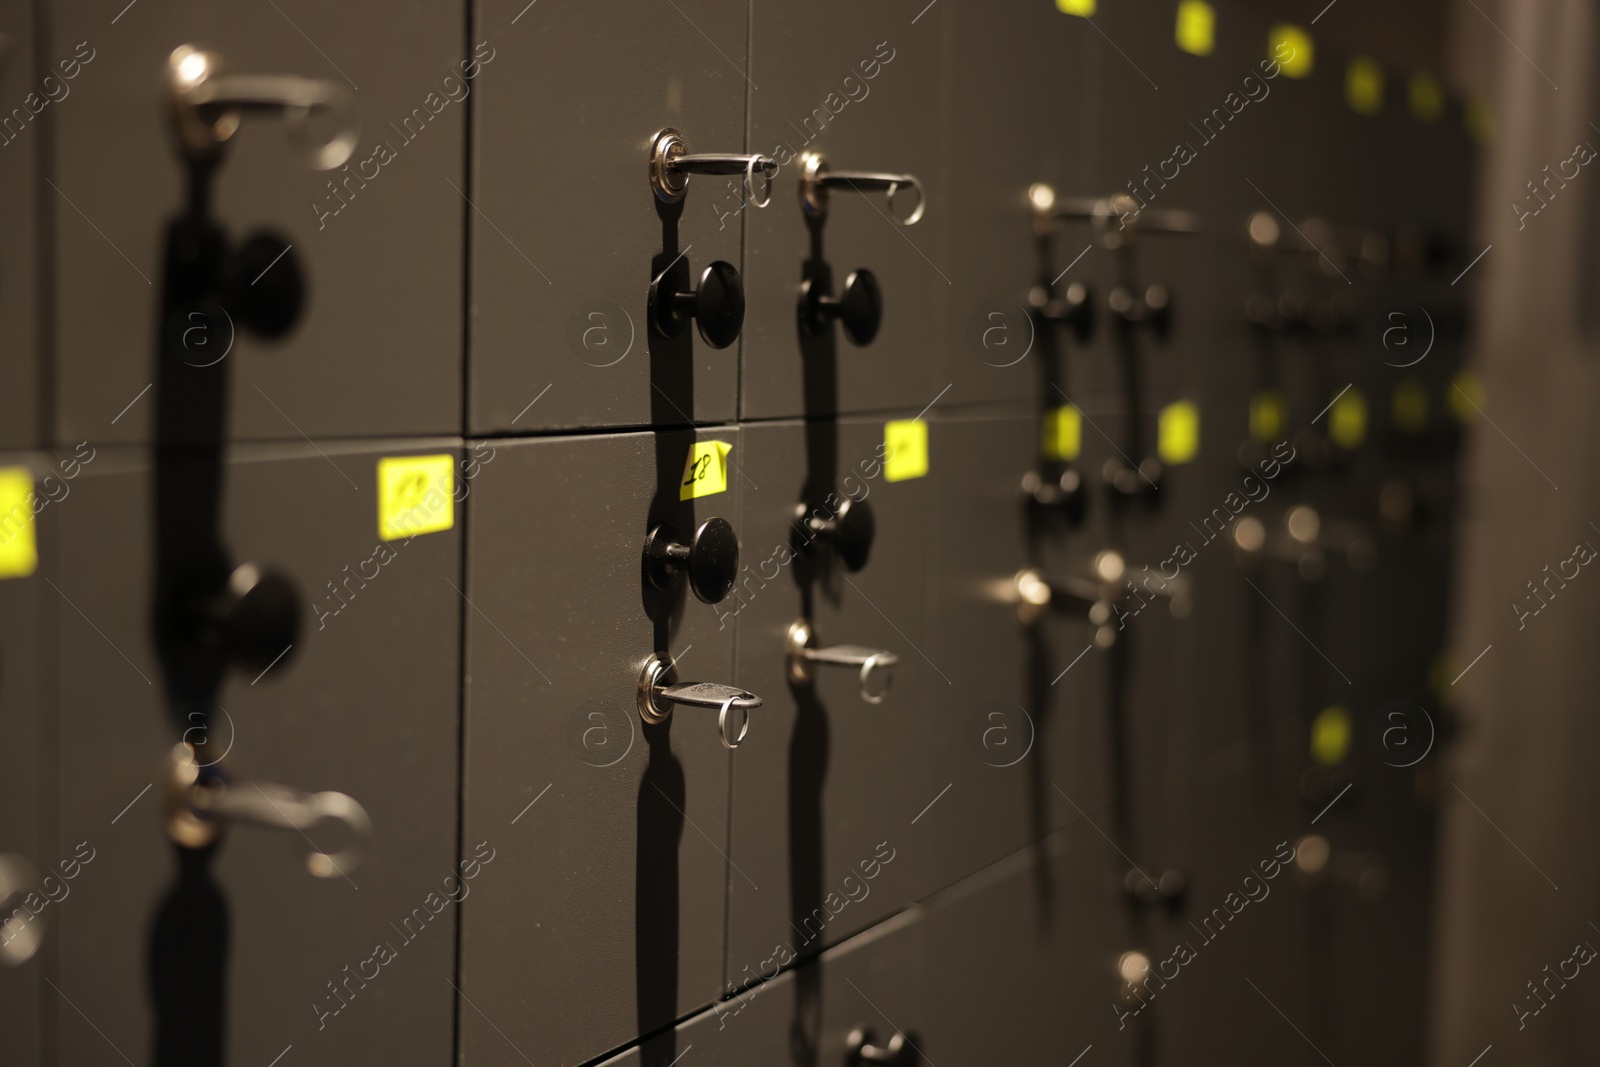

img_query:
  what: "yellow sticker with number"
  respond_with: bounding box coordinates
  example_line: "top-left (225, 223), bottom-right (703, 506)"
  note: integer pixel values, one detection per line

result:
top-left (1329, 388), bottom-right (1367, 449)
top-left (378, 454), bottom-right (456, 541)
top-left (1346, 56), bottom-right (1384, 115)
top-left (884, 419), bottom-right (929, 483)
top-left (1393, 377), bottom-right (1430, 434)
top-left (1311, 705), bottom-right (1352, 767)
top-left (1449, 369), bottom-right (1485, 422)
top-left (0, 468), bottom-right (38, 579)
top-left (1249, 390), bottom-right (1287, 443)
top-left (1158, 400), bottom-right (1200, 465)
top-left (1269, 23), bottom-right (1313, 78)
top-left (1175, 1), bottom-right (1214, 56)
top-left (1409, 71), bottom-right (1445, 123)
top-left (680, 440), bottom-right (732, 501)
top-left (1041, 406), bottom-right (1082, 461)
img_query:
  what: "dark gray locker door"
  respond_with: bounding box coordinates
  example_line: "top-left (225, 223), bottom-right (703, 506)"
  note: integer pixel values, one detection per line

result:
top-left (54, 442), bottom-right (461, 1066)
top-left (458, 429), bottom-right (739, 1067)
top-left (1143, 742), bottom-right (1326, 1067)
top-left (916, 411), bottom-right (1113, 897)
top-left (741, 3), bottom-right (945, 420)
top-left (468, 0), bottom-right (745, 435)
top-left (0, 8), bottom-right (42, 450)
top-left (726, 418), bottom-right (924, 972)
top-left (939, 4), bottom-right (1097, 411)
top-left (913, 821), bottom-right (1134, 1067)
top-left (52, 5), bottom-right (463, 445)
top-left (0, 454), bottom-right (49, 1067)
top-left (813, 904), bottom-right (920, 1065)
top-left (595, 969), bottom-right (802, 1067)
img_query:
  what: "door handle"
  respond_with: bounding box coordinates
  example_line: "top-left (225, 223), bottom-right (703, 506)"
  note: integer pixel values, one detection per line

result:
top-left (0, 854), bottom-right (43, 965)
top-left (847, 1026), bottom-right (920, 1065)
top-left (785, 619), bottom-right (898, 704)
top-left (165, 742), bottom-right (372, 879)
top-left (167, 44), bottom-right (358, 170)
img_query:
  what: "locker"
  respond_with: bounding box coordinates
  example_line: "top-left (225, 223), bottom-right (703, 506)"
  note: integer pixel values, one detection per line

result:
top-left (938, 4), bottom-right (1097, 409)
top-left (458, 428), bottom-right (741, 1066)
top-left (594, 969), bottom-right (801, 1067)
top-left (916, 410), bottom-right (1116, 897)
top-left (740, 0), bottom-right (946, 420)
top-left (913, 820), bottom-right (1133, 1066)
top-left (0, 453), bottom-right (53, 1067)
top-left (50, 2), bottom-right (465, 445)
top-left (468, 0), bottom-right (747, 434)
top-left (53, 442), bottom-right (462, 1065)
top-left (0, 5), bottom-right (43, 449)
top-left (725, 416), bottom-right (926, 973)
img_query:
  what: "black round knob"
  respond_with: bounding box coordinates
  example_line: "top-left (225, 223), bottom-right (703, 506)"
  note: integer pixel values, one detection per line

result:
top-left (1110, 284), bottom-right (1171, 339)
top-left (799, 269), bottom-right (883, 346)
top-left (1022, 469), bottom-right (1088, 526)
top-left (794, 497), bottom-right (875, 571)
top-left (643, 517), bottom-right (740, 604)
top-left (832, 497), bottom-right (875, 571)
top-left (1033, 280), bottom-right (1094, 343)
top-left (230, 232), bottom-right (304, 339)
top-left (649, 259), bottom-right (745, 349)
top-left (837, 269), bottom-right (882, 345)
top-left (219, 563), bottom-right (300, 673)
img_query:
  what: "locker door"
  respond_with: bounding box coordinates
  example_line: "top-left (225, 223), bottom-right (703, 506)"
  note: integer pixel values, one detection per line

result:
top-left (741, 1), bottom-right (946, 419)
top-left (54, 442), bottom-right (462, 1066)
top-left (726, 417), bottom-right (926, 974)
top-left (0, 3), bottom-right (43, 449)
top-left (0, 453), bottom-right (52, 1067)
top-left (51, 3), bottom-right (464, 444)
top-left (459, 428), bottom-right (742, 1066)
top-left (468, 0), bottom-right (747, 434)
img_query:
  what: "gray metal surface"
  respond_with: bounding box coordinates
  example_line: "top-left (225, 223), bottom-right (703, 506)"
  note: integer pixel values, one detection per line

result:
top-left (50, 4), bottom-right (464, 445)
top-left (468, 0), bottom-right (746, 434)
top-left (53, 442), bottom-right (461, 1066)
top-left (458, 429), bottom-right (739, 1067)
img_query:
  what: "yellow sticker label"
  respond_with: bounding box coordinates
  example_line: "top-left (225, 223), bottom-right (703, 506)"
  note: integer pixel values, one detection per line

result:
top-left (1041, 406), bottom-right (1082, 461)
top-left (1345, 56), bottom-right (1383, 115)
top-left (1269, 23), bottom-right (1313, 78)
top-left (1249, 390), bottom-right (1287, 443)
top-left (884, 419), bottom-right (929, 483)
top-left (1158, 400), bottom-right (1200, 465)
top-left (1174, 0), bottom-right (1214, 56)
top-left (1311, 705), bottom-right (1352, 767)
top-left (1449, 369), bottom-right (1485, 422)
top-left (377, 454), bottom-right (456, 541)
top-left (1329, 388), bottom-right (1367, 450)
top-left (1393, 377), bottom-right (1430, 434)
top-left (1465, 94), bottom-right (1495, 144)
top-left (1056, 0), bottom-right (1095, 15)
top-left (0, 468), bottom-right (39, 580)
top-left (1409, 71), bottom-right (1445, 123)
top-left (680, 439), bottom-right (733, 501)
